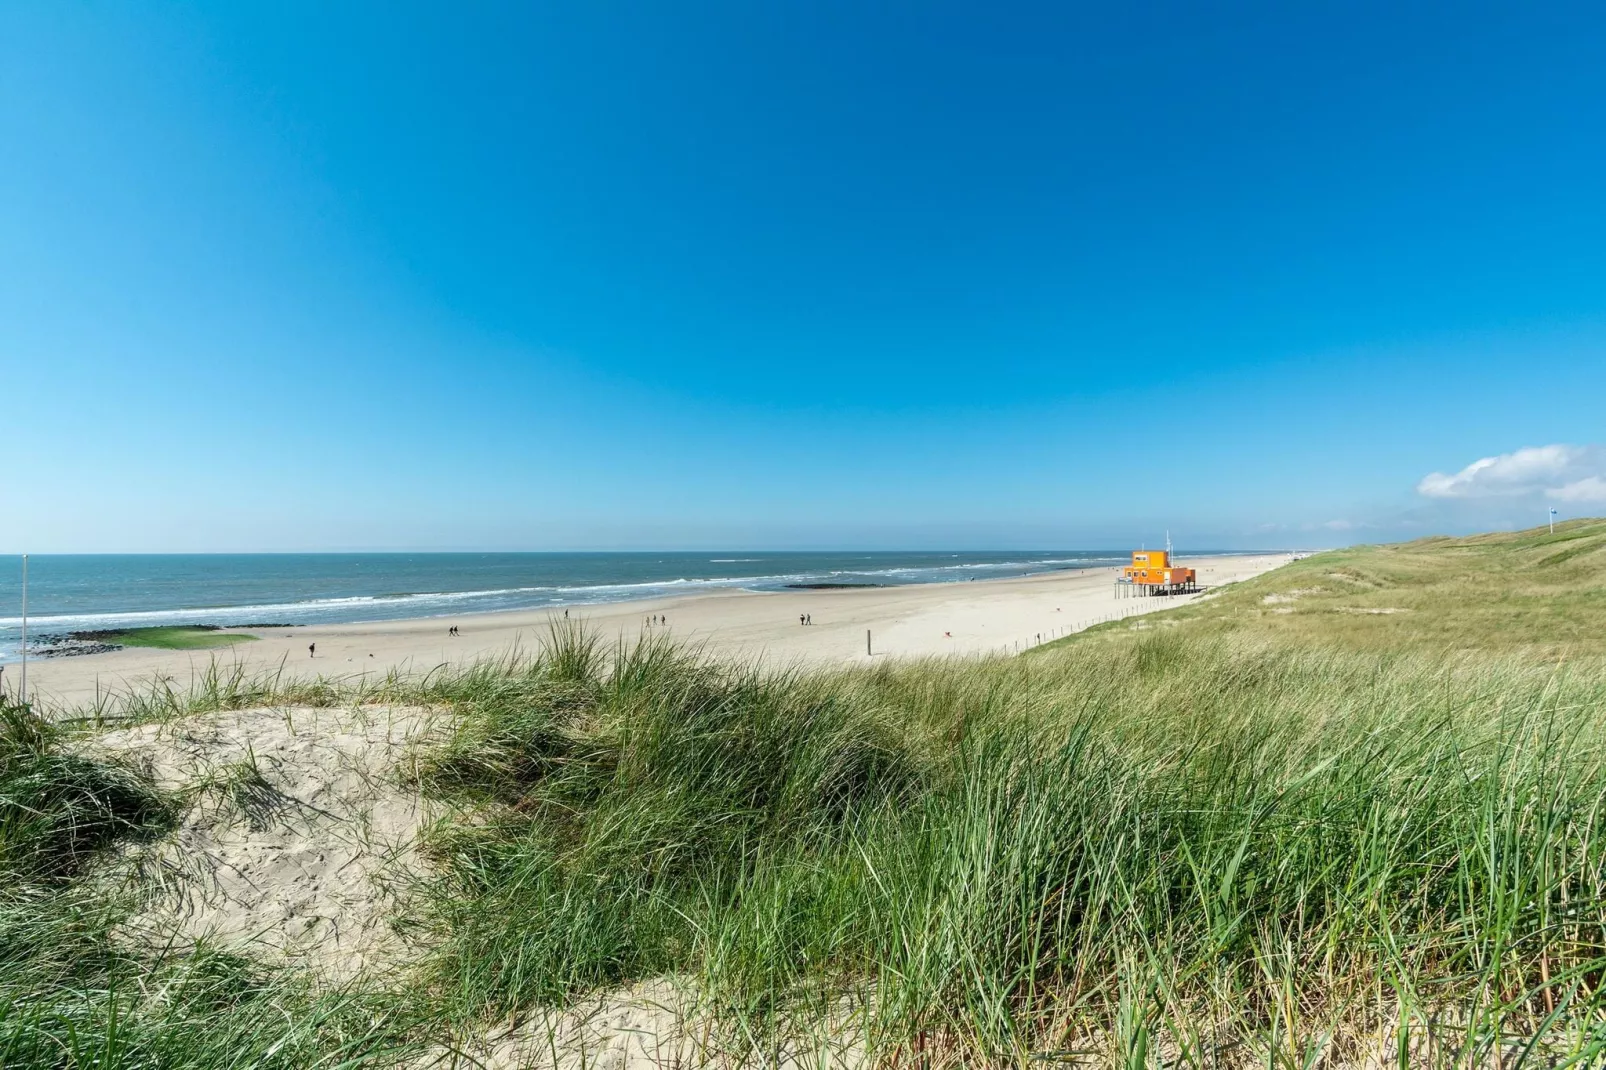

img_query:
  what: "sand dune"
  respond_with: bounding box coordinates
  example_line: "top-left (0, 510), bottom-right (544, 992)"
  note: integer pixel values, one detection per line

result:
top-left (88, 704), bottom-right (435, 981)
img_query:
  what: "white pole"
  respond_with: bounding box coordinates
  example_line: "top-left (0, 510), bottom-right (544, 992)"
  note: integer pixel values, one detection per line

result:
top-left (19, 554), bottom-right (27, 707)
top-left (1549, 508), bottom-right (1557, 535)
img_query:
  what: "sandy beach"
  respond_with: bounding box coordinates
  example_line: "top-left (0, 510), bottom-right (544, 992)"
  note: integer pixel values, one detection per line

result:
top-left (17, 553), bottom-right (1290, 712)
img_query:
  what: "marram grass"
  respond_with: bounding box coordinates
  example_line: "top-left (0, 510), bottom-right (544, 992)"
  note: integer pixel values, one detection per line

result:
top-left (411, 624), bottom-right (1606, 1066)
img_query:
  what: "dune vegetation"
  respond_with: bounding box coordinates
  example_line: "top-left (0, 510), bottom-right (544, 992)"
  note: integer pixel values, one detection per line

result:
top-left (1077, 519), bottom-right (1606, 659)
top-left (3, 521), bottom-right (1605, 1067)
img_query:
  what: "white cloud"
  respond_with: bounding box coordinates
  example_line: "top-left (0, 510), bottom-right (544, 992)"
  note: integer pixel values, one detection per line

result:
top-left (1549, 476), bottom-right (1606, 503)
top-left (1417, 444), bottom-right (1604, 500)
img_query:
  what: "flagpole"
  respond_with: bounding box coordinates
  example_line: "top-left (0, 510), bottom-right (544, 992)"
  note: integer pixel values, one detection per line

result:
top-left (19, 554), bottom-right (28, 707)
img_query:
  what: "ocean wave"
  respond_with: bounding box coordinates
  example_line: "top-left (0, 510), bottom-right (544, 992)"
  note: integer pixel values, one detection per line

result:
top-left (0, 574), bottom-right (782, 633)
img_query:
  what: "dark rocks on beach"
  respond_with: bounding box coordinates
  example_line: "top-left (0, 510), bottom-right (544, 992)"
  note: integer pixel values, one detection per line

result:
top-left (44, 642), bottom-right (124, 657)
top-left (12, 623), bottom-right (294, 661)
top-left (26, 634), bottom-right (125, 658)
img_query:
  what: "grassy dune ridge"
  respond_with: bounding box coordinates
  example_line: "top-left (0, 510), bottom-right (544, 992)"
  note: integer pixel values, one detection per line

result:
top-left (1075, 519), bottom-right (1606, 657)
top-left (3, 522), bottom-right (1606, 1066)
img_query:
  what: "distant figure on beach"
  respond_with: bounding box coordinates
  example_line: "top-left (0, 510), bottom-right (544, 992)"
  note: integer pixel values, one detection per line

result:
top-left (800, 614), bottom-right (806, 626)
top-left (308, 643), bottom-right (316, 658)
top-left (807, 614), bottom-right (812, 626)
top-left (564, 609), bottom-right (569, 619)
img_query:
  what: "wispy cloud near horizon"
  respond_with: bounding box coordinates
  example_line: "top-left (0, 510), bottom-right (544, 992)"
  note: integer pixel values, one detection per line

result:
top-left (1417, 445), bottom-right (1606, 503)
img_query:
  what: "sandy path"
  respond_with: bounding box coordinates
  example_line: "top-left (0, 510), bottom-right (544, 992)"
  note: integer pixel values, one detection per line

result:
top-left (21, 554), bottom-right (1290, 711)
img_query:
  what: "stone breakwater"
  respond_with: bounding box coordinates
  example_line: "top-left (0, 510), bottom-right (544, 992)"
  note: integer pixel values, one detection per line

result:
top-left (12, 624), bottom-right (295, 661)
top-left (25, 634), bottom-right (126, 658)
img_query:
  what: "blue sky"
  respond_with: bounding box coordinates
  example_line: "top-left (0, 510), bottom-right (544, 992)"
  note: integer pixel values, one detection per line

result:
top-left (3, 2), bottom-right (1604, 552)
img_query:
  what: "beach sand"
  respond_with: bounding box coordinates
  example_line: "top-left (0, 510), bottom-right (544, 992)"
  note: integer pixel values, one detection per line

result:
top-left (20, 553), bottom-right (1290, 712)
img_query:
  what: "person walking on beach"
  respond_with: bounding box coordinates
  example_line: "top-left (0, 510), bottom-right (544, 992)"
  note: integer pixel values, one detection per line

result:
top-left (806, 614), bottom-right (812, 626)
top-left (308, 642), bottom-right (316, 658)
top-left (800, 614), bottom-right (806, 626)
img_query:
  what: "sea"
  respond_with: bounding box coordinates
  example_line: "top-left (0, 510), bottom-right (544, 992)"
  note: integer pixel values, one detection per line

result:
top-left (0, 551), bottom-right (1143, 662)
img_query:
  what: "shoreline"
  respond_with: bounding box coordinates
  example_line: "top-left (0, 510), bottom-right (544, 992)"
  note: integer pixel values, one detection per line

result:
top-left (0, 551), bottom-right (1284, 645)
top-left (8, 553), bottom-right (1293, 712)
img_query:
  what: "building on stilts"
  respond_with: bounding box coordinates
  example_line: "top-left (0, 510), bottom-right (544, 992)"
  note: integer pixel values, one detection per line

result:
top-left (1115, 546), bottom-right (1199, 598)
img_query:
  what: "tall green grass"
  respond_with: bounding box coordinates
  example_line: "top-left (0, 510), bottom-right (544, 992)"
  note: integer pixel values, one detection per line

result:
top-left (411, 623), bottom-right (1606, 1064)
